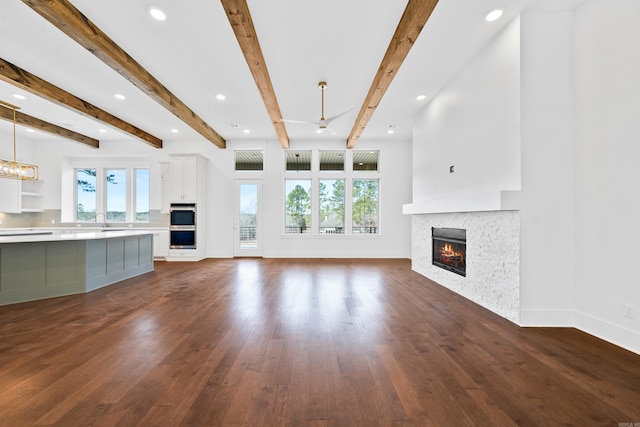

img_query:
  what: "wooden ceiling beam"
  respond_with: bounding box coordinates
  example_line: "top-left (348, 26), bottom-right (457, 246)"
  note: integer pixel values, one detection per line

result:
top-left (221, 0), bottom-right (290, 149)
top-left (0, 104), bottom-right (99, 148)
top-left (346, 0), bottom-right (439, 149)
top-left (0, 57), bottom-right (160, 148)
top-left (21, 0), bottom-right (226, 149)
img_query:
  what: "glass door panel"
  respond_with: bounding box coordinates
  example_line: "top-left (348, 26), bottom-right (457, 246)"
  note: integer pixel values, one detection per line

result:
top-left (234, 180), bottom-right (262, 257)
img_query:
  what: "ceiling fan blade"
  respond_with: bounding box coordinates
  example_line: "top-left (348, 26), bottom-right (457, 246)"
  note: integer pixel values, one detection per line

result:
top-left (325, 107), bottom-right (355, 124)
top-left (281, 118), bottom-right (318, 125)
top-left (326, 126), bottom-right (338, 136)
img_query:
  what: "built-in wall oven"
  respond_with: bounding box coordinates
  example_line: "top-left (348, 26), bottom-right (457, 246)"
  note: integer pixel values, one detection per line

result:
top-left (170, 203), bottom-right (196, 249)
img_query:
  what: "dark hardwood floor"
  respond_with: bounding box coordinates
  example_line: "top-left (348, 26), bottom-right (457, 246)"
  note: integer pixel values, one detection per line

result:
top-left (0, 258), bottom-right (638, 426)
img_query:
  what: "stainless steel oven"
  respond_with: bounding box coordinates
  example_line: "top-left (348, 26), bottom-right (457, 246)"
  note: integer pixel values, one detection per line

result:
top-left (170, 203), bottom-right (196, 227)
top-left (170, 204), bottom-right (196, 249)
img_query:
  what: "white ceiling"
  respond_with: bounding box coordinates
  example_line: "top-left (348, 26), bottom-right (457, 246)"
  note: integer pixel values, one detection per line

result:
top-left (0, 0), bottom-right (585, 150)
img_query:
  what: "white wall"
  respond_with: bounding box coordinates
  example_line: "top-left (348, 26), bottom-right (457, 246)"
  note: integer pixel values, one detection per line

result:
top-left (573, 0), bottom-right (640, 353)
top-left (412, 17), bottom-right (521, 203)
top-left (519, 10), bottom-right (576, 325)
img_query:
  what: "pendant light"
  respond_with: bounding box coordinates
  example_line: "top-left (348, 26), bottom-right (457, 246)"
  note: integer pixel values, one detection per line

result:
top-left (0, 99), bottom-right (38, 180)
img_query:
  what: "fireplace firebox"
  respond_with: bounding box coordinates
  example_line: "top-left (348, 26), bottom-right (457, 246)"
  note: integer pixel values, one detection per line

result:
top-left (432, 227), bottom-right (466, 276)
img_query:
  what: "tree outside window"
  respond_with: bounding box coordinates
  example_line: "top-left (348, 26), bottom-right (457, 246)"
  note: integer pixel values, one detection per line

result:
top-left (319, 179), bottom-right (344, 234)
top-left (352, 179), bottom-right (379, 234)
top-left (285, 179), bottom-right (311, 233)
top-left (76, 169), bottom-right (97, 221)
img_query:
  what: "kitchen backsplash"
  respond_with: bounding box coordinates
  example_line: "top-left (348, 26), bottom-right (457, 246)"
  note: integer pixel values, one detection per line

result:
top-left (0, 210), bottom-right (169, 228)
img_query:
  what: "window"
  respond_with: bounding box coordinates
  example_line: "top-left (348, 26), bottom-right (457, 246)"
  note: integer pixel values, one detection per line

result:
top-left (135, 169), bottom-right (150, 222)
top-left (319, 179), bottom-right (344, 233)
top-left (76, 169), bottom-right (97, 221)
top-left (74, 167), bottom-right (149, 223)
top-left (282, 150), bottom-right (381, 236)
top-left (285, 179), bottom-right (311, 233)
top-left (235, 150), bottom-right (263, 171)
top-left (286, 151), bottom-right (311, 172)
top-left (353, 151), bottom-right (379, 171)
top-left (352, 179), bottom-right (379, 234)
top-left (106, 169), bottom-right (126, 221)
top-left (319, 151), bottom-right (345, 171)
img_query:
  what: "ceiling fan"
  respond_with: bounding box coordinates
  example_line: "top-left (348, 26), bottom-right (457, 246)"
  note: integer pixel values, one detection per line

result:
top-left (281, 81), bottom-right (353, 135)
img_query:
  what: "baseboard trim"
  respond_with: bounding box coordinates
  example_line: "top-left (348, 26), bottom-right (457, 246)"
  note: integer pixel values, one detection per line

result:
top-left (263, 251), bottom-right (412, 259)
top-left (574, 311), bottom-right (640, 356)
top-left (519, 309), bottom-right (575, 327)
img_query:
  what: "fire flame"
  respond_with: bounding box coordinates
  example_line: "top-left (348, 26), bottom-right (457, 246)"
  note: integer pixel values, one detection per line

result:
top-left (440, 243), bottom-right (464, 263)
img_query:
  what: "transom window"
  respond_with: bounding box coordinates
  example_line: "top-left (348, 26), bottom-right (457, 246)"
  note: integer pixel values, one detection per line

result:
top-left (319, 151), bottom-right (345, 171)
top-left (353, 151), bottom-right (379, 171)
top-left (235, 150), bottom-right (264, 171)
top-left (285, 151), bottom-right (311, 172)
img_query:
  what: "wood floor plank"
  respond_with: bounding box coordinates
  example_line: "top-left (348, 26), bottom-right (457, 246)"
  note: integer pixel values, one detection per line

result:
top-left (0, 258), bottom-right (638, 426)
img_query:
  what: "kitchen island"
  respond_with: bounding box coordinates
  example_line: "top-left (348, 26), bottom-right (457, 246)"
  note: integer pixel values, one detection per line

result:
top-left (0, 230), bottom-right (154, 306)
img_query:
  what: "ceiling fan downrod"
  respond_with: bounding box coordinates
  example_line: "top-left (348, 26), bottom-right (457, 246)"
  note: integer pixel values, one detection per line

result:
top-left (318, 81), bottom-right (327, 124)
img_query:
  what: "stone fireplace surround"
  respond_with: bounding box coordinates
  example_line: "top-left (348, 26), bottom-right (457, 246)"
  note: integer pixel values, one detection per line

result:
top-left (411, 210), bottom-right (520, 324)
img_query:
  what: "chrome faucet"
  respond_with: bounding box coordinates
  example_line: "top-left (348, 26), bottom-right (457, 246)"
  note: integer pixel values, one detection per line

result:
top-left (95, 212), bottom-right (107, 228)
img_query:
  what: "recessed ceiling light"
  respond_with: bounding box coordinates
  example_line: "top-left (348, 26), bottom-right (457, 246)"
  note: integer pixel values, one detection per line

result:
top-left (98, 129), bottom-right (107, 133)
top-left (26, 128), bottom-right (35, 133)
top-left (149, 7), bottom-right (167, 21)
top-left (416, 94), bottom-right (426, 101)
top-left (171, 128), bottom-right (179, 133)
top-left (12, 93), bottom-right (26, 100)
top-left (114, 93), bottom-right (126, 100)
top-left (486, 8), bottom-right (503, 22)
top-left (243, 129), bottom-right (251, 133)
top-left (216, 94), bottom-right (226, 101)
top-left (387, 129), bottom-right (395, 134)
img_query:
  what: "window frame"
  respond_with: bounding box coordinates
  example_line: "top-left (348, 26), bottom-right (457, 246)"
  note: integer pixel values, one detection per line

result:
top-left (71, 161), bottom-right (150, 224)
top-left (284, 178), bottom-right (313, 234)
top-left (134, 168), bottom-right (150, 223)
top-left (351, 178), bottom-right (380, 234)
top-left (282, 149), bottom-right (382, 236)
top-left (318, 178), bottom-right (345, 234)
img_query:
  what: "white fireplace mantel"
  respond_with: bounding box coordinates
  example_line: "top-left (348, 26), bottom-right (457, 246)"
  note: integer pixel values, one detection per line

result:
top-left (402, 190), bottom-right (520, 215)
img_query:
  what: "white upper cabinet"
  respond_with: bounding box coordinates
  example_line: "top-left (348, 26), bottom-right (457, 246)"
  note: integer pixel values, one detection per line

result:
top-left (168, 155), bottom-right (206, 203)
top-left (0, 179), bottom-right (43, 213)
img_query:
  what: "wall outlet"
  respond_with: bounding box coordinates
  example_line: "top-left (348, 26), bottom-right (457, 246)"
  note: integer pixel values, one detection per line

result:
top-left (0, 219), bottom-right (3, 225)
top-left (623, 304), bottom-right (634, 319)
top-left (51, 219), bottom-right (55, 224)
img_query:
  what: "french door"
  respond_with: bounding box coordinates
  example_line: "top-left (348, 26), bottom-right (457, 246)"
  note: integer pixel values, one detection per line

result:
top-left (233, 180), bottom-right (263, 257)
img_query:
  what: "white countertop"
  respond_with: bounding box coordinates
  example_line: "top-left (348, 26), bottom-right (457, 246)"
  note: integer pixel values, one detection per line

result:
top-left (0, 229), bottom-right (157, 244)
